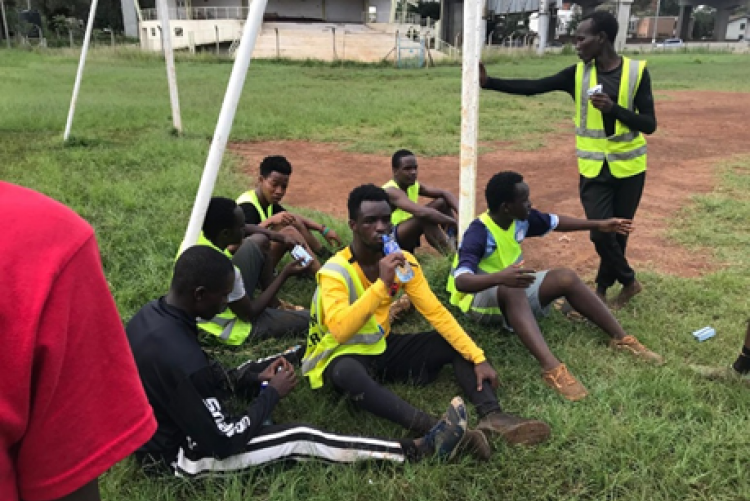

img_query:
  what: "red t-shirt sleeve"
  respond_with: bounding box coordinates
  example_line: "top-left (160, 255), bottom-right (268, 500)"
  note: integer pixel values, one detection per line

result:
top-left (16, 235), bottom-right (156, 501)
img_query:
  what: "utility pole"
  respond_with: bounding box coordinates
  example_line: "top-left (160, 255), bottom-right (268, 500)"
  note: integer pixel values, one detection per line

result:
top-left (651, 0), bottom-right (661, 44)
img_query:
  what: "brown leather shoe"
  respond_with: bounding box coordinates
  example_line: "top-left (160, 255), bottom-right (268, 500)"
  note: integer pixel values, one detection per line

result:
top-left (457, 429), bottom-right (492, 461)
top-left (542, 363), bottom-right (589, 401)
top-left (476, 412), bottom-right (551, 446)
top-left (610, 335), bottom-right (665, 365)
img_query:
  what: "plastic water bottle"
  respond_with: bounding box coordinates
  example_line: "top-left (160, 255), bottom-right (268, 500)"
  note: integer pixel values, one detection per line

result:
top-left (382, 233), bottom-right (414, 283)
top-left (259, 381), bottom-right (275, 426)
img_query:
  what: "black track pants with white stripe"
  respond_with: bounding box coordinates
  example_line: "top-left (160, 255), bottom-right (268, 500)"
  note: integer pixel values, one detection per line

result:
top-left (174, 423), bottom-right (410, 477)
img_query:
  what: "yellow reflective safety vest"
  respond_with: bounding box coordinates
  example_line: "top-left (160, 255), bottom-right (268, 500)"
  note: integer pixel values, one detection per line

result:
top-left (236, 190), bottom-right (272, 222)
top-left (301, 255), bottom-right (386, 389)
top-left (177, 232), bottom-right (253, 345)
top-left (382, 179), bottom-right (420, 226)
top-left (575, 57), bottom-right (647, 179)
top-left (446, 212), bottom-right (523, 315)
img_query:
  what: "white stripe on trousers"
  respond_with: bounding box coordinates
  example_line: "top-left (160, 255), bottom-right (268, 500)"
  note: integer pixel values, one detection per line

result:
top-left (175, 425), bottom-right (406, 477)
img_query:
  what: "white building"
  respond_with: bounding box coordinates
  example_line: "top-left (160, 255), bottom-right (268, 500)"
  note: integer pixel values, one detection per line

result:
top-left (528, 8), bottom-right (577, 37)
top-left (725, 15), bottom-right (748, 41)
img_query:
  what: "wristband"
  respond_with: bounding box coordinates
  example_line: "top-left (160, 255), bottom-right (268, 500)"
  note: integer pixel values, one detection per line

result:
top-left (322, 226), bottom-right (330, 236)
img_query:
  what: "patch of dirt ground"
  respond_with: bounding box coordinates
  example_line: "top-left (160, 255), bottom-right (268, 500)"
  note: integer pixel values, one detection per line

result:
top-left (231, 91), bottom-right (750, 279)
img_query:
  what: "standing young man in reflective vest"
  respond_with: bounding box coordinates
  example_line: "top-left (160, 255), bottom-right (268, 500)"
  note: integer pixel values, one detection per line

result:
top-left (480, 10), bottom-right (657, 308)
top-left (302, 184), bottom-right (551, 458)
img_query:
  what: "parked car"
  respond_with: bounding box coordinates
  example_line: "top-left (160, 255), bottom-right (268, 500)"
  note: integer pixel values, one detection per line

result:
top-left (656, 38), bottom-right (685, 49)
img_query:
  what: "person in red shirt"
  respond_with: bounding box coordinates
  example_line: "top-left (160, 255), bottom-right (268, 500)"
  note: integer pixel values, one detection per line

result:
top-left (0, 182), bottom-right (157, 501)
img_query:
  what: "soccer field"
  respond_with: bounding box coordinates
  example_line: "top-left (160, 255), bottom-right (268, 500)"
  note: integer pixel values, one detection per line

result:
top-left (2, 49), bottom-right (749, 501)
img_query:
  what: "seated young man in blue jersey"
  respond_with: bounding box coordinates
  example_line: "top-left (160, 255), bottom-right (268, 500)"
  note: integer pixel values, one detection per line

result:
top-left (448, 171), bottom-right (663, 402)
top-left (179, 197), bottom-right (311, 344)
top-left (237, 155), bottom-right (343, 275)
top-left (128, 246), bottom-right (469, 477)
top-left (383, 149), bottom-right (459, 255)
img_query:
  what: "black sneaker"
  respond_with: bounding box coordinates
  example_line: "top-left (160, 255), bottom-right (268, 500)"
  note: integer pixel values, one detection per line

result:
top-left (423, 397), bottom-right (467, 459)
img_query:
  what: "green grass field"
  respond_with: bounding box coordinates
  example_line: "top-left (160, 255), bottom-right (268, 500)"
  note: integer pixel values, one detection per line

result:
top-left (2, 48), bottom-right (749, 501)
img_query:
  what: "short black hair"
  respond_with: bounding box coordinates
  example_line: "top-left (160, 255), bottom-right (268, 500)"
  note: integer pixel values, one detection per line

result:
top-left (582, 10), bottom-right (619, 44)
top-left (486, 171), bottom-right (525, 213)
top-left (171, 246), bottom-right (234, 296)
top-left (392, 149), bottom-right (414, 170)
top-left (348, 183), bottom-right (390, 221)
top-left (203, 197), bottom-right (237, 241)
top-left (260, 155), bottom-right (292, 177)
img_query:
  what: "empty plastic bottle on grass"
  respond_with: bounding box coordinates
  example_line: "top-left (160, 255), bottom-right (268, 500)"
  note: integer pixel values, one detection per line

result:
top-left (382, 233), bottom-right (414, 283)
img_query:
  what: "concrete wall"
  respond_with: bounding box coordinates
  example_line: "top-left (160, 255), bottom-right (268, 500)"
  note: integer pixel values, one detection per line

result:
top-left (140, 19), bottom-right (243, 50)
top-left (726, 17), bottom-right (747, 40)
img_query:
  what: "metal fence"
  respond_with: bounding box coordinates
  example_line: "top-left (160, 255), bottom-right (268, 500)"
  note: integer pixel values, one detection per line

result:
top-left (141, 7), bottom-right (250, 21)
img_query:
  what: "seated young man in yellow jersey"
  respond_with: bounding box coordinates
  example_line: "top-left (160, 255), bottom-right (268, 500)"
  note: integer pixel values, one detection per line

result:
top-left (383, 149), bottom-right (459, 255)
top-left (237, 156), bottom-right (343, 275)
top-left (179, 197), bottom-right (311, 344)
top-left (448, 171), bottom-right (663, 402)
top-left (302, 184), bottom-right (551, 459)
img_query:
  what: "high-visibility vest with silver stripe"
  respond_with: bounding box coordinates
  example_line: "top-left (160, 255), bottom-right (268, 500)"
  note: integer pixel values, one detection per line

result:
top-left (236, 190), bottom-right (273, 222)
top-left (446, 212), bottom-right (523, 315)
top-left (574, 57), bottom-right (647, 179)
top-left (177, 232), bottom-right (253, 346)
top-left (382, 179), bottom-right (420, 226)
top-left (302, 256), bottom-right (386, 389)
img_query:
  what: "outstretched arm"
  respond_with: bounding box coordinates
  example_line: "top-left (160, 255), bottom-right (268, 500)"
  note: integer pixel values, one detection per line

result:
top-left (555, 215), bottom-right (634, 234)
top-left (480, 62), bottom-right (576, 97)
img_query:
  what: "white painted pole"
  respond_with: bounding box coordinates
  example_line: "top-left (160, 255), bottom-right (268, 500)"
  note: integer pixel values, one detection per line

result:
top-left (1, 0), bottom-right (11, 49)
top-left (458, 0), bottom-right (484, 236)
top-left (536, 0), bottom-right (549, 55)
top-left (181, 0), bottom-right (268, 249)
top-left (651, 0), bottom-right (661, 44)
top-left (63, 0), bottom-right (99, 142)
top-left (156, 0), bottom-right (182, 133)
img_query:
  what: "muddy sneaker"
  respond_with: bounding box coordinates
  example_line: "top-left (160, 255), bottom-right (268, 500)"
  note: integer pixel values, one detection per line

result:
top-left (610, 335), bottom-right (665, 365)
top-left (388, 294), bottom-right (412, 324)
top-left (542, 363), bottom-right (589, 401)
top-left (690, 364), bottom-right (750, 387)
top-left (476, 412), bottom-right (551, 446)
top-left (423, 396), bottom-right (467, 459)
top-left (457, 429), bottom-right (492, 461)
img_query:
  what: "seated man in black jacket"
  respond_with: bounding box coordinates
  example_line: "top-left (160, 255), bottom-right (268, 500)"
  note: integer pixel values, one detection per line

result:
top-left (126, 246), bottom-right (468, 477)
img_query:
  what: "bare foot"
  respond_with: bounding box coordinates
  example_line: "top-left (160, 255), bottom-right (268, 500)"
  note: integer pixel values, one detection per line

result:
top-left (612, 280), bottom-right (642, 309)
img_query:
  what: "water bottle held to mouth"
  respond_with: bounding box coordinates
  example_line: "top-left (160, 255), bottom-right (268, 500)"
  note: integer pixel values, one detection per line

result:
top-left (382, 233), bottom-right (414, 283)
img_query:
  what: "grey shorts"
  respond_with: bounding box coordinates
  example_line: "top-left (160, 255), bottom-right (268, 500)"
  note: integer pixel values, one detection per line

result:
top-left (467, 271), bottom-right (550, 329)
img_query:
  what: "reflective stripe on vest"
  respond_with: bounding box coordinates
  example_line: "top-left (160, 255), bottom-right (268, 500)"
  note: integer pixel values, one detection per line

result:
top-left (236, 190), bottom-right (273, 222)
top-left (446, 213), bottom-right (523, 314)
top-left (383, 180), bottom-right (420, 226)
top-left (177, 232), bottom-right (253, 345)
top-left (574, 57), bottom-right (647, 179)
top-left (301, 258), bottom-right (386, 389)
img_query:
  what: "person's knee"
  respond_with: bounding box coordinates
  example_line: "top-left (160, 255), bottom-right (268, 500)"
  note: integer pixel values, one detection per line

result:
top-left (428, 198), bottom-right (448, 212)
top-left (247, 233), bottom-right (270, 252)
top-left (549, 268), bottom-right (580, 290)
top-left (327, 357), bottom-right (369, 390)
top-left (495, 284), bottom-right (527, 307)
